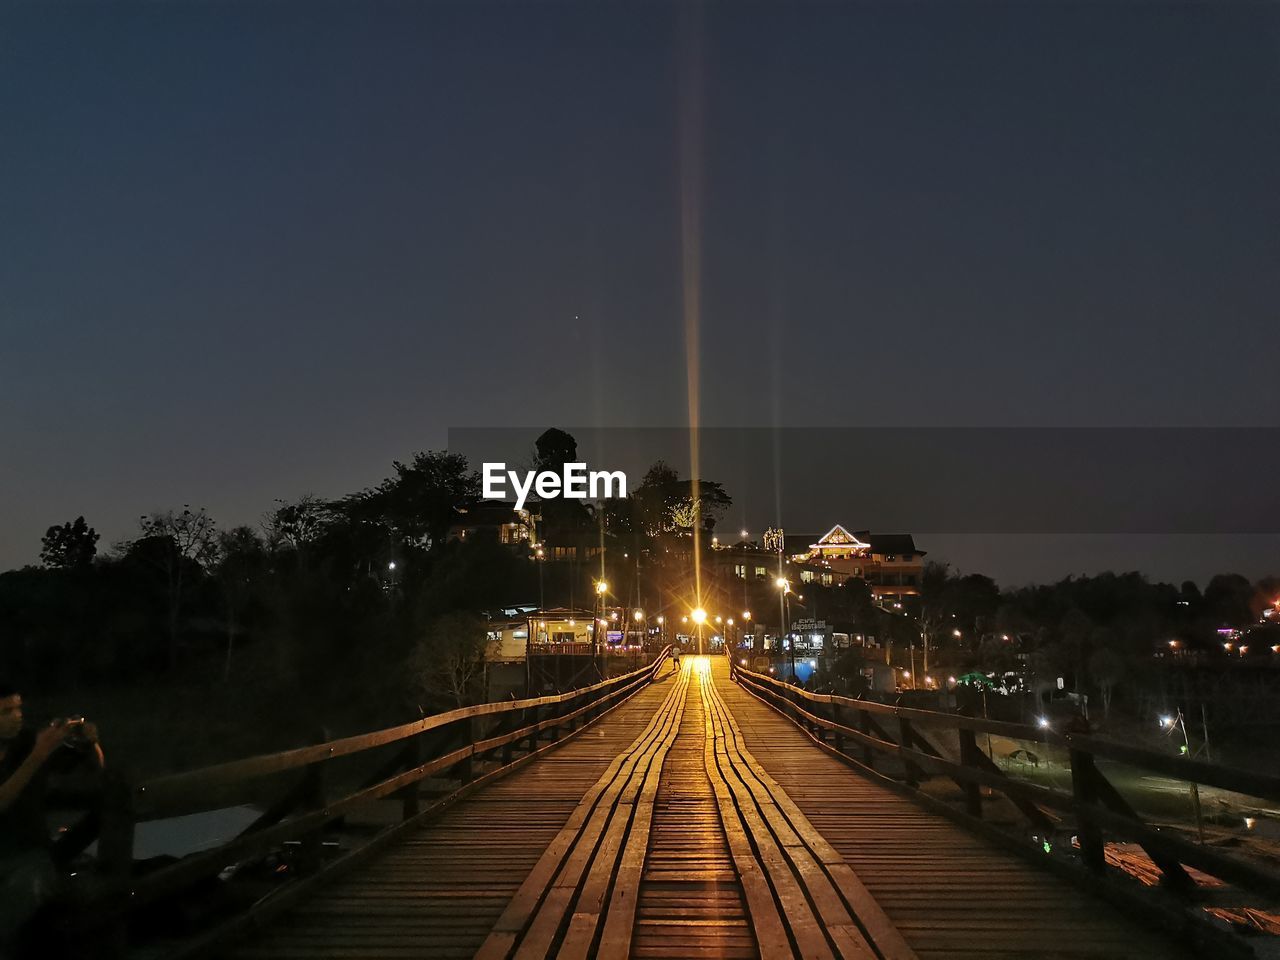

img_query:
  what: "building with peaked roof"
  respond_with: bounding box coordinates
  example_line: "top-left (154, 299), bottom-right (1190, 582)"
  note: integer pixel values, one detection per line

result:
top-left (703, 524), bottom-right (926, 609)
top-left (787, 524), bottom-right (926, 604)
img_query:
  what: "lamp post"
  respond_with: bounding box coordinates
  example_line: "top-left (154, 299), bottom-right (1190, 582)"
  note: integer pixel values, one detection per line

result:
top-left (534, 543), bottom-right (546, 612)
top-left (633, 608), bottom-right (644, 668)
top-left (594, 579), bottom-right (609, 679)
top-left (776, 577), bottom-right (793, 680)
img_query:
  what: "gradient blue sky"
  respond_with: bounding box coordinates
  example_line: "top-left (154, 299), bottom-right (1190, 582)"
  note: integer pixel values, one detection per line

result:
top-left (2, 1), bottom-right (1278, 584)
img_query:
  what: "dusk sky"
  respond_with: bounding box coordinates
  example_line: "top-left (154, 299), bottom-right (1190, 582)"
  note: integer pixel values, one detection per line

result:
top-left (3, 1), bottom-right (1278, 585)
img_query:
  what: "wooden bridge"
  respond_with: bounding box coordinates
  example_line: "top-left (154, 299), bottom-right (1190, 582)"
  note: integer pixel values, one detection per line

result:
top-left (73, 652), bottom-right (1280, 959)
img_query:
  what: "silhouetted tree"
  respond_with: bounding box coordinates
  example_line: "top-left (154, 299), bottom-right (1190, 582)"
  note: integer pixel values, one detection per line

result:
top-left (1088, 643), bottom-right (1125, 718)
top-left (215, 526), bottom-right (266, 681)
top-left (1203, 573), bottom-right (1254, 627)
top-left (40, 516), bottom-right (99, 570)
top-left (407, 610), bottom-right (490, 708)
top-left (341, 450), bottom-right (479, 551)
top-left (133, 507), bottom-right (218, 669)
top-left (533, 428), bottom-right (579, 472)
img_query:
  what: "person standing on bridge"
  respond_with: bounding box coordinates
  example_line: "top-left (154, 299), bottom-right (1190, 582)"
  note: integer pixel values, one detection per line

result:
top-left (0, 680), bottom-right (104, 957)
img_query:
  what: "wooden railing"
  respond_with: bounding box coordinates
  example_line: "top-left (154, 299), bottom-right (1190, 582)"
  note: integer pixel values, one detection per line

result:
top-left (81, 648), bottom-right (672, 953)
top-left (729, 657), bottom-right (1280, 902)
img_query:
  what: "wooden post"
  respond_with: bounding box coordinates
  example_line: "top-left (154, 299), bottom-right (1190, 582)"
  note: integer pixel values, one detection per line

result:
top-left (860, 710), bottom-right (875, 768)
top-left (458, 718), bottom-right (476, 783)
top-left (898, 717), bottom-right (922, 787)
top-left (399, 736), bottom-right (422, 820)
top-left (502, 722), bottom-right (515, 765)
top-left (831, 700), bottom-right (844, 753)
top-left (297, 758), bottom-right (326, 874)
top-left (526, 705), bottom-right (541, 752)
top-left (97, 773), bottom-right (136, 957)
top-left (957, 723), bottom-right (984, 819)
top-left (1069, 745), bottom-right (1106, 873)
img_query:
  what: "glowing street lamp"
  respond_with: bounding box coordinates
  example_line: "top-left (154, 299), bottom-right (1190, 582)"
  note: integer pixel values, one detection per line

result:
top-left (690, 607), bottom-right (707, 656)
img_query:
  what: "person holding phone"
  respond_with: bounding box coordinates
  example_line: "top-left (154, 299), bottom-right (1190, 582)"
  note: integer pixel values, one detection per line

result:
top-left (0, 680), bottom-right (104, 954)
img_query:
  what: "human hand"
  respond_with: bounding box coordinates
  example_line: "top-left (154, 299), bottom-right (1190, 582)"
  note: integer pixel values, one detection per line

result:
top-left (33, 720), bottom-right (75, 760)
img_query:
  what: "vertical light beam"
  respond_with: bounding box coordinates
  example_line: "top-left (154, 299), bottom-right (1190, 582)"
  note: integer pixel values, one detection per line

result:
top-left (679, 3), bottom-right (705, 611)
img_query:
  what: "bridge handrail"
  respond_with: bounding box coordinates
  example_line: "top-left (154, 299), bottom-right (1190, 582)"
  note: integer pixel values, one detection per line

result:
top-left (730, 657), bottom-right (1280, 900)
top-left (730, 660), bottom-right (1280, 803)
top-left (134, 654), bottom-right (666, 818)
top-left (84, 646), bottom-right (673, 929)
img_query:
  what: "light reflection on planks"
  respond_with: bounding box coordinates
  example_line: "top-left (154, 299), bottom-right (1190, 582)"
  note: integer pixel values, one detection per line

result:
top-left (632, 667), bottom-right (757, 960)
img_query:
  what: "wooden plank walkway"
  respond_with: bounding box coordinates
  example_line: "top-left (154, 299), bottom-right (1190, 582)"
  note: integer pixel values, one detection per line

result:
top-left (717, 657), bottom-right (1196, 960)
top-left (228, 673), bottom-right (679, 960)
top-left (632, 663), bottom-right (754, 960)
top-left (222, 655), bottom-right (1200, 960)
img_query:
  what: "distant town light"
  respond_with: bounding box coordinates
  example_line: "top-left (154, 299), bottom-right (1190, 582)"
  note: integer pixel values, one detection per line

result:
top-left (1037, 717), bottom-right (1050, 729)
top-left (1160, 715), bottom-right (1173, 728)
top-left (596, 580), bottom-right (609, 595)
top-left (742, 611), bottom-right (752, 620)
top-left (691, 608), bottom-right (707, 625)
top-left (634, 609), bottom-right (644, 622)
top-left (387, 561), bottom-right (396, 570)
